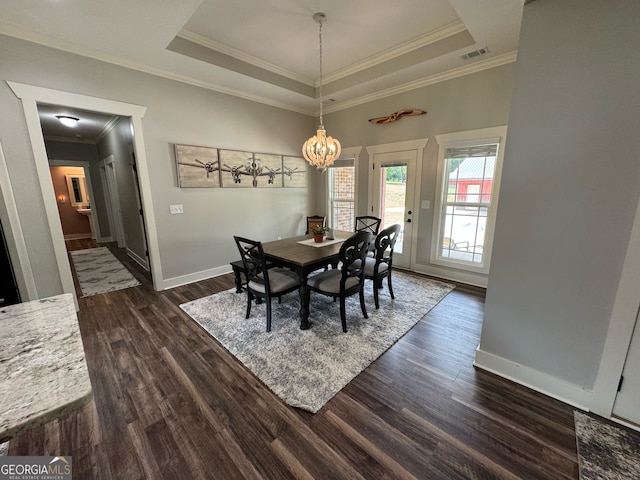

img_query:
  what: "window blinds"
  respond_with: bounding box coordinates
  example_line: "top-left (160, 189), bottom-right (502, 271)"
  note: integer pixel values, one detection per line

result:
top-left (328, 158), bottom-right (355, 168)
top-left (445, 144), bottom-right (498, 159)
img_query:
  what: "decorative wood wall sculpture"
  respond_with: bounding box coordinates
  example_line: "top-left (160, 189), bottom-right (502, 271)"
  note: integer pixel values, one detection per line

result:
top-left (368, 109), bottom-right (427, 124)
top-left (175, 144), bottom-right (307, 188)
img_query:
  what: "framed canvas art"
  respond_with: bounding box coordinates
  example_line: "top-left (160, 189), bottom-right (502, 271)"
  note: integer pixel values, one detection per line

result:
top-left (175, 144), bottom-right (220, 188)
top-left (283, 156), bottom-right (307, 188)
top-left (219, 150), bottom-right (283, 188)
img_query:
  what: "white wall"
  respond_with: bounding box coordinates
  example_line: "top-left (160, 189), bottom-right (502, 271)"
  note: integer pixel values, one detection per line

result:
top-left (477, 0), bottom-right (640, 401)
top-left (0, 33), bottom-right (314, 296)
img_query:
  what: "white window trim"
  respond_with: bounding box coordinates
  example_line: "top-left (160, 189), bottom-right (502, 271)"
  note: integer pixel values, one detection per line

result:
top-left (325, 146), bottom-right (361, 229)
top-left (431, 126), bottom-right (507, 274)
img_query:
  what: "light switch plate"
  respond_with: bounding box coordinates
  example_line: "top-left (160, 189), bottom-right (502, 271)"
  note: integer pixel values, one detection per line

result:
top-left (421, 200), bottom-right (430, 209)
top-left (170, 204), bottom-right (184, 214)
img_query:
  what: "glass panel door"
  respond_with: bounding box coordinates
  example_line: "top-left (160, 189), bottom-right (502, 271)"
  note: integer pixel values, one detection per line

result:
top-left (371, 151), bottom-right (417, 269)
top-left (379, 164), bottom-right (407, 254)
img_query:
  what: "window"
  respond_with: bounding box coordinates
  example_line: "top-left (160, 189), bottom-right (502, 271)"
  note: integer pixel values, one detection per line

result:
top-left (327, 158), bottom-right (355, 231)
top-left (432, 127), bottom-right (506, 273)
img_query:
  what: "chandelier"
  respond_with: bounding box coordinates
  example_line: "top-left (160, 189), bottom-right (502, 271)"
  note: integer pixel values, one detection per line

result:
top-left (302, 13), bottom-right (341, 172)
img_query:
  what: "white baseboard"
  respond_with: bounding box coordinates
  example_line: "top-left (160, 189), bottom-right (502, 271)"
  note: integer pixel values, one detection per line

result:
top-left (127, 248), bottom-right (149, 271)
top-left (474, 347), bottom-right (593, 411)
top-left (160, 265), bottom-right (233, 290)
top-left (97, 235), bottom-right (113, 243)
top-left (413, 263), bottom-right (488, 288)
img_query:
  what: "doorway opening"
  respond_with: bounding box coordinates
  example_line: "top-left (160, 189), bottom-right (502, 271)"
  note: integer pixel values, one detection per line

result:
top-left (8, 81), bottom-right (162, 306)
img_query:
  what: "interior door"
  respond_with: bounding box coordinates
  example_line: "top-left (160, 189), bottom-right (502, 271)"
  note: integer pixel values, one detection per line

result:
top-left (370, 150), bottom-right (417, 270)
top-left (613, 308), bottom-right (640, 426)
top-left (130, 148), bottom-right (151, 271)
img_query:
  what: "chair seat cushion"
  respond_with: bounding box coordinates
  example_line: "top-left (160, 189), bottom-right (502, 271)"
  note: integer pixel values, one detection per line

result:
top-left (248, 268), bottom-right (299, 294)
top-left (307, 270), bottom-right (360, 294)
top-left (363, 257), bottom-right (389, 277)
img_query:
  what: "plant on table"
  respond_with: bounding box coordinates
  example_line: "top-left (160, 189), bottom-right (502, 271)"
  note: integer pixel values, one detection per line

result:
top-left (311, 225), bottom-right (329, 243)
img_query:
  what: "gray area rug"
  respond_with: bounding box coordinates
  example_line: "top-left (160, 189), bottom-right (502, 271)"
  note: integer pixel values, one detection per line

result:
top-left (70, 247), bottom-right (140, 297)
top-left (575, 411), bottom-right (640, 479)
top-left (180, 271), bottom-right (454, 413)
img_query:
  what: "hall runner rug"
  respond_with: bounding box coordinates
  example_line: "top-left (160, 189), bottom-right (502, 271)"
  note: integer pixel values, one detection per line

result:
top-left (70, 247), bottom-right (141, 297)
top-left (574, 410), bottom-right (640, 479)
top-left (180, 271), bottom-right (454, 413)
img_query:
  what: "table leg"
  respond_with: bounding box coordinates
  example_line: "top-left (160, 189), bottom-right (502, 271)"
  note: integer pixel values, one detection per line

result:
top-left (299, 278), bottom-right (310, 330)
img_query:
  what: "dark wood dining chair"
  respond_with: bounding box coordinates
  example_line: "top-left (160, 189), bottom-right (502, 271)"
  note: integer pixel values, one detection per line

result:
top-left (355, 216), bottom-right (382, 236)
top-left (363, 224), bottom-right (401, 309)
top-left (355, 216), bottom-right (381, 254)
top-left (306, 215), bottom-right (325, 234)
top-left (305, 231), bottom-right (373, 332)
top-left (234, 236), bottom-right (300, 332)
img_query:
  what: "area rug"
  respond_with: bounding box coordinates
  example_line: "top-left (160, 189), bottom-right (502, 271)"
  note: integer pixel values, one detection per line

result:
top-left (574, 411), bottom-right (640, 479)
top-left (70, 247), bottom-right (140, 297)
top-left (180, 271), bottom-right (454, 413)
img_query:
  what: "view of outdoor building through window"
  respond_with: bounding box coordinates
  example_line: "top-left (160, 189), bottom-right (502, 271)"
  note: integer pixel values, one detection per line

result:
top-left (380, 165), bottom-right (407, 254)
top-left (439, 145), bottom-right (497, 264)
top-left (328, 159), bottom-right (355, 231)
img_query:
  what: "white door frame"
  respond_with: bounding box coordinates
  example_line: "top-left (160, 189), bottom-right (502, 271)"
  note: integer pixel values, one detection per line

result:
top-left (7, 81), bottom-right (164, 303)
top-left (100, 155), bottom-right (126, 248)
top-left (591, 180), bottom-right (640, 425)
top-left (366, 139), bottom-right (428, 271)
top-left (0, 141), bottom-right (38, 301)
top-left (129, 144), bottom-right (150, 270)
top-left (98, 163), bottom-right (116, 243)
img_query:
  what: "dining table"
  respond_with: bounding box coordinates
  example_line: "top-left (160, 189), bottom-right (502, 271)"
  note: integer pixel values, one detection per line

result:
top-left (262, 230), bottom-right (353, 330)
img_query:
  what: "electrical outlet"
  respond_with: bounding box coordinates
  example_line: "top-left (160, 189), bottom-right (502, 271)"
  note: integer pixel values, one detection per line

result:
top-left (169, 204), bottom-right (184, 214)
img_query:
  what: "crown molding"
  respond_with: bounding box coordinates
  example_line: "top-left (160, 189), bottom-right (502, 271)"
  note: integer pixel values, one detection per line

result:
top-left (44, 135), bottom-right (96, 144)
top-left (322, 20), bottom-right (468, 85)
top-left (95, 115), bottom-right (123, 143)
top-left (323, 51), bottom-right (518, 115)
top-left (177, 30), bottom-right (315, 86)
top-left (179, 21), bottom-right (467, 88)
top-left (0, 23), bottom-right (312, 115)
top-left (1, 22), bottom-right (515, 118)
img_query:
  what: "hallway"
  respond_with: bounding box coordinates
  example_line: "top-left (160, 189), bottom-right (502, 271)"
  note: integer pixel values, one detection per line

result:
top-left (65, 239), bottom-right (152, 298)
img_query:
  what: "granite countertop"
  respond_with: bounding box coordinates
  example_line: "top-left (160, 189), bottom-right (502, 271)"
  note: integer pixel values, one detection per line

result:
top-left (0, 293), bottom-right (93, 442)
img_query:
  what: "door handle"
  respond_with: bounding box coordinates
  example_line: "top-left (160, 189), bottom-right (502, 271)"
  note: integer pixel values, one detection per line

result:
top-left (406, 219), bottom-right (412, 223)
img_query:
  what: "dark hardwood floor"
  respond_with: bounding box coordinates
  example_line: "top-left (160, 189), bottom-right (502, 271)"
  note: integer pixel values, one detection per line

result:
top-left (8, 240), bottom-right (579, 479)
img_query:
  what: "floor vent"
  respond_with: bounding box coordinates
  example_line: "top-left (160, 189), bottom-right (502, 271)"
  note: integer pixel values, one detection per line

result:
top-left (462, 47), bottom-right (490, 60)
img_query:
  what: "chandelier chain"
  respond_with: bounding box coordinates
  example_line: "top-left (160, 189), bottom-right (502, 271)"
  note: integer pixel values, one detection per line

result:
top-left (302, 12), bottom-right (341, 171)
top-left (318, 20), bottom-right (324, 127)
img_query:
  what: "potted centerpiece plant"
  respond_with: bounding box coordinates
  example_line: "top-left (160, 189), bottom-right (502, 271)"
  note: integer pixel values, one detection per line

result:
top-left (311, 224), bottom-right (329, 243)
